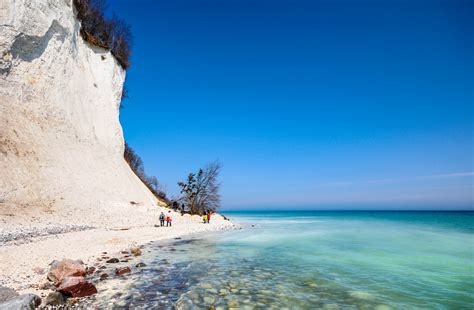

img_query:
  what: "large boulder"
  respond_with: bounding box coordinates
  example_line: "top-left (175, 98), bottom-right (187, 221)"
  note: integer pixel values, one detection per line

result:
top-left (57, 276), bottom-right (97, 297)
top-left (0, 286), bottom-right (18, 302)
top-left (0, 294), bottom-right (41, 310)
top-left (47, 259), bottom-right (86, 285)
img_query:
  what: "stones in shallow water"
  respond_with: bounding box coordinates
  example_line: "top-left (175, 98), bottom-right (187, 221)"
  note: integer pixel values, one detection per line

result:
top-left (349, 291), bottom-right (375, 301)
top-left (206, 288), bottom-right (218, 294)
top-left (303, 279), bottom-right (319, 288)
top-left (115, 267), bottom-right (131, 276)
top-left (227, 300), bottom-right (239, 308)
top-left (106, 258), bottom-right (119, 263)
top-left (136, 262), bottom-right (147, 268)
top-left (131, 247), bottom-right (142, 257)
top-left (199, 283), bottom-right (213, 289)
top-left (203, 296), bottom-right (215, 304)
top-left (218, 289), bottom-right (229, 296)
top-left (187, 291), bottom-right (199, 300)
top-left (86, 266), bottom-right (96, 275)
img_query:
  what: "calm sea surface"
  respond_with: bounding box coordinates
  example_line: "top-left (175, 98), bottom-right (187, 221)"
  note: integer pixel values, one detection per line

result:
top-left (86, 211), bottom-right (474, 309)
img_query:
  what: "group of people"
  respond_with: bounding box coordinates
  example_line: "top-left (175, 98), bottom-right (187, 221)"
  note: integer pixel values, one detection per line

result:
top-left (159, 211), bottom-right (172, 227)
top-left (157, 210), bottom-right (213, 227)
top-left (202, 212), bottom-right (212, 224)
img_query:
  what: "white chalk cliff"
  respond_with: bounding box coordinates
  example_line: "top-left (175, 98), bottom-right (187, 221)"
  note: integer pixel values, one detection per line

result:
top-left (0, 0), bottom-right (165, 228)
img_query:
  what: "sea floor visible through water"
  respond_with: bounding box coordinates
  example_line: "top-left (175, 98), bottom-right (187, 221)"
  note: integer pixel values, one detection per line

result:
top-left (82, 211), bottom-right (474, 309)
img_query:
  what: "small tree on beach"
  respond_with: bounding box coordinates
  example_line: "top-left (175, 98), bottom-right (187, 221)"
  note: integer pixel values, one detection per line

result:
top-left (177, 161), bottom-right (221, 214)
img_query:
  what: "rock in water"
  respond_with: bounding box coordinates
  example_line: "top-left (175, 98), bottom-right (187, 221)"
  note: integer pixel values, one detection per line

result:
top-left (135, 262), bottom-right (147, 268)
top-left (349, 291), bottom-right (375, 301)
top-left (115, 267), bottom-right (131, 276)
top-left (47, 259), bottom-right (86, 285)
top-left (106, 258), bottom-right (120, 263)
top-left (0, 294), bottom-right (41, 310)
top-left (0, 286), bottom-right (19, 302)
top-left (131, 247), bottom-right (142, 256)
top-left (86, 266), bottom-right (96, 275)
top-left (45, 292), bottom-right (67, 306)
top-left (57, 277), bottom-right (97, 297)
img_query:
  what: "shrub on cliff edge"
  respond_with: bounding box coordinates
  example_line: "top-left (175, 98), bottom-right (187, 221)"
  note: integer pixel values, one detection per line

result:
top-left (73, 0), bottom-right (132, 69)
top-left (124, 143), bottom-right (169, 203)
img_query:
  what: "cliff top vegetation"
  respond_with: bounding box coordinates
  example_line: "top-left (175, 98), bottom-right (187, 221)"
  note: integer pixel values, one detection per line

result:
top-left (73, 0), bottom-right (132, 69)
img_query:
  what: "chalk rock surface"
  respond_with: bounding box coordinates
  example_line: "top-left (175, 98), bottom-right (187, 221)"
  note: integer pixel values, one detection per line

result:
top-left (0, 0), bottom-right (166, 229)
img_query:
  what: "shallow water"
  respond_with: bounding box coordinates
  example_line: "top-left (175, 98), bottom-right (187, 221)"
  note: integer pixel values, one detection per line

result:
top-left (85, 211), bottom-right (474, 309)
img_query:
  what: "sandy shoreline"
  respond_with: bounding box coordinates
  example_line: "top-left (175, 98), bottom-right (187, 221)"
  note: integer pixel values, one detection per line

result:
top-left (0, 214), bottom-right (237, 296)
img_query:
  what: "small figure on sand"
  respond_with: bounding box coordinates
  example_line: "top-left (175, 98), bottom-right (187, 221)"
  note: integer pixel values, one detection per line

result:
top-left (166, 212), bottom-right (172, 227)
top-left (202, 214), bottom-right (207, 223)
top-left (207, 212), bottom-right (211, 224)
top-left (159, 212), bottom-right (165, 227)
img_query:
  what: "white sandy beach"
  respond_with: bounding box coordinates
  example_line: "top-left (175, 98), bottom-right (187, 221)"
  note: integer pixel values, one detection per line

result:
top-left (0, 212), bottom-right (236, 296)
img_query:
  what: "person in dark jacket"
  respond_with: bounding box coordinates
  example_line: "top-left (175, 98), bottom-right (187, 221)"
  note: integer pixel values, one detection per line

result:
top-left (159, 212), bottom-right (165, 226)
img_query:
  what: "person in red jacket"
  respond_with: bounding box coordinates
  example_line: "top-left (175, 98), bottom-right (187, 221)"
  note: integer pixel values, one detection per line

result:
top-left (207, 212), bottom-right (211, 224)
top-left (166, 212), bottom-right (172, 227)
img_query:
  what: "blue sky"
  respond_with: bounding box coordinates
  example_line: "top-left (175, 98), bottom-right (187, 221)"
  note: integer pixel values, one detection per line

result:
top-left (109, 0), bottom-right (473, 210)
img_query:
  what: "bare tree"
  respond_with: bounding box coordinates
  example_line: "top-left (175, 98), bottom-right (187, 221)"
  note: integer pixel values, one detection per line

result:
top-left (178, 161), bottom-right (222, 214)
top-left (109, 13), bottom-right (132, 69)
top-left (124, 142), bottom-right (144, 178)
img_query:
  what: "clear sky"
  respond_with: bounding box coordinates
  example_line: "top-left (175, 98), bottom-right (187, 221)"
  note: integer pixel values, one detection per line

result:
top-left (108, 0), bottom-right (473, 210)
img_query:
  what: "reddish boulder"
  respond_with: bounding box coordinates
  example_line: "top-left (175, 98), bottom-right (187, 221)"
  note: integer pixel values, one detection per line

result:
top-left (57, 277), bottom-right (97, 297)
top-left (47, 259), bottom-right (86, 285)
top-left (115, 267), bottom-right (131, 276)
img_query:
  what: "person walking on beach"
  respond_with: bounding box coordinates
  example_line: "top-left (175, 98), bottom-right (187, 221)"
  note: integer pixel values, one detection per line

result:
top-left (166, 212), bottom-right (172, 227)
top-left (159, 212), bottom-right (165, 227)
top-left (207, 212), bottom-right (211, 224)
top-left (202, 214), bottom-right (207, 223)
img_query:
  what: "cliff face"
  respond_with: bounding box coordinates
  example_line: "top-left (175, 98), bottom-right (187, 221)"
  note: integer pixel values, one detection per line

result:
top-left (0, 0), bottom-right (163, 227)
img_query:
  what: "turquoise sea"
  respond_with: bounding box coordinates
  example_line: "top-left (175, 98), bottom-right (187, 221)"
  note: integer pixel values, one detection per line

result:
top-left (86, 211), bottom-right (474, 309)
